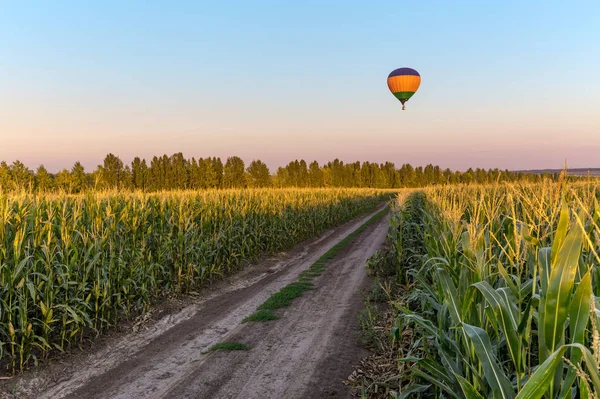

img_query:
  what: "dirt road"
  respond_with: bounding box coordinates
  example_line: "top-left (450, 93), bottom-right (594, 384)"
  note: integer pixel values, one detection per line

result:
top-left (5, 207), bottom-right (388, 399)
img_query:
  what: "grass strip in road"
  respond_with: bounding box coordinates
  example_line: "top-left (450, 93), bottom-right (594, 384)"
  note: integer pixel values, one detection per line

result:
top-left (209, 342), bottom-right (251, 352)
top-left (243, 205), bottom-right (390, 322)
top-left (258, 281), bottom-right (314, 310)
top-left (242, 310), bottom-right (281, 323)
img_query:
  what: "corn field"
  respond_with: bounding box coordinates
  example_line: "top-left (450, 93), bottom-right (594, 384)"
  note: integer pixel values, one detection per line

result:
top-left (0, 188), bottom-right (390, 372)
top-left (387, 180), bottom-right (600, 398)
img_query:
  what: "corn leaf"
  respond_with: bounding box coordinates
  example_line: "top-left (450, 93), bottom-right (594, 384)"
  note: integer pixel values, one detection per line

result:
top-left (462, 323), bottom-right (515, 399)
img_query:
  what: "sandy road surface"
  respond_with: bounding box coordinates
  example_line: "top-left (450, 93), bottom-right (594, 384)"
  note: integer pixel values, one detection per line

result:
top-left (3, 207), bottom-right (388, 399)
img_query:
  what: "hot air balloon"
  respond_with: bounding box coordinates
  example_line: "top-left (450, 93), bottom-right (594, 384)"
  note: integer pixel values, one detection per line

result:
top-left (387, 67), bottom-right (420, 110)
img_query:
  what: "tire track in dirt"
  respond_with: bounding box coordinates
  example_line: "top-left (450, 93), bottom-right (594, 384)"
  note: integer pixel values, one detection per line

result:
top-left (4, 206), bottom-right (387, 399)
top-left (161, 212), bottom-right (389, 399)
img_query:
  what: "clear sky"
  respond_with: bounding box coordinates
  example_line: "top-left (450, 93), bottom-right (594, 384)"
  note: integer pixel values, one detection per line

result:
top-left (1, 1), bottom-right (599, 172)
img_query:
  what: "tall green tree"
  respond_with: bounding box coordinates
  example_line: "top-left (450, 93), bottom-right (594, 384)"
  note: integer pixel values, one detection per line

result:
top-left (274, 167), bottom-right (288, 188)
top-left (188, 158), bottom-right (199, 189)
top-left (433, 165), bottom-right (442, 184)
top-left (475, 167), bottom-right (487, 184)
top-left (71, 161), bottom-right (88, 193)
top-left (361, 162), bottom-right (374, 187)
top-left (308, 161), bottom-right (324, 187)
top-left (283, 160), bottom-right (309, 187)
top-left (373, 163), bottom-right (387, 188)
top-left (414, 166), bottom-right (424, 187)
top-left (55, 169), bottom-right (74, 193)
top-left (197, 157), bottom-right (208, 189)
top-left (99, 153), bottom-right (125, 189)
top-left (171, 152), bottom-right (188, 190)
top-left (398, 163), bottom-right (415, 187)
top-left (161, 154), bottom-right (173, 190)
top-left (122, 165), bottom-right (134, 190)
top-left (223, 156), bottom-right (245, 188)
top-left (205, 157), bottom-right (223, 188)
top-left (35, 165), bottom-right (54, 193)
top-left (349, 161), bottom-right (362, 187)
top-left (246, 160), bottom-right (271, 188)
top-left (190, 157), bottom-right (209, 189)
top-left (148, 156), bottom-right (163, 191)
top-left (424, 164), bottom-right (435, 184)
top-left (10, 160), bottom-right (34, 191)
top-left (488, 168), bottom-right (500, 183)
top-left (442, 168), bottom-right (453, 184)
top-left (328, 159), bottom-right (345, 187)
top-left (322, 166), bottom-right (333, 187)
top-left (462, 168), bottom-right (475, 184)
top-left (131, 157), bottom-right (149, 190)
top-left (203, 158), bottom-right (214, 188)
top-left (298, 160), bottom-right (309, 187)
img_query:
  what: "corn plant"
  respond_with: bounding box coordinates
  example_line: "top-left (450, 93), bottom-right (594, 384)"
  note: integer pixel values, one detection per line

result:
top-left (388, 181), bottom-right (600, 398)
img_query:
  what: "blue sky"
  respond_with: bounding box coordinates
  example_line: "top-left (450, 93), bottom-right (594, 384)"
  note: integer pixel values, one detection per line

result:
top-left (1, 1), bottom-right (599, 172)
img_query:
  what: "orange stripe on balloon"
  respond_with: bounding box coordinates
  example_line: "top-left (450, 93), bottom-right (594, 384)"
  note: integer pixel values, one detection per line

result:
top-left (387, 75), bottom-right (420, 93)
top-left (387, 75), bottom-right (421, 93)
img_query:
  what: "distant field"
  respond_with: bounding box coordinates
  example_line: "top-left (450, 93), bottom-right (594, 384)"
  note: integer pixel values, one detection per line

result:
top-left (516, 167), bottom-right (600, 176)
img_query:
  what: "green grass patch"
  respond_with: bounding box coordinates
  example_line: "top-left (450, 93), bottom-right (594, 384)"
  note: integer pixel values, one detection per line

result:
top-left (209, 341), bottom-right (251, 351)
top-left (258, 281), bottom-right (313, 310)
top-left (300, 271), bottom-right (322, 278)
top-left (242, 310), bottom-right (280, 323)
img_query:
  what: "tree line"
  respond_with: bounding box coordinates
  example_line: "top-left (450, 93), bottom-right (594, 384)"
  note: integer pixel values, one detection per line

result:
top-left (0, 153), bottom-right (559, 193)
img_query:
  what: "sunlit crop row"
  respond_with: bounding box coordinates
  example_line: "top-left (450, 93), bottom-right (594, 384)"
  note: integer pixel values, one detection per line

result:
top-left (389, 180), bottom-right (600, 397)
top-left (0, 188), bottom-right (390, 372)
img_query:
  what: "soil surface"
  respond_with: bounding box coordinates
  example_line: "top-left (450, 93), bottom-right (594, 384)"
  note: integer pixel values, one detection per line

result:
top-left (1, 207), bottom-right (388, 399)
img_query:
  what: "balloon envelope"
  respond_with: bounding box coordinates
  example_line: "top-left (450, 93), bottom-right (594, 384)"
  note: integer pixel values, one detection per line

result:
top-left (387, 68), bottom-right (420, 108)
